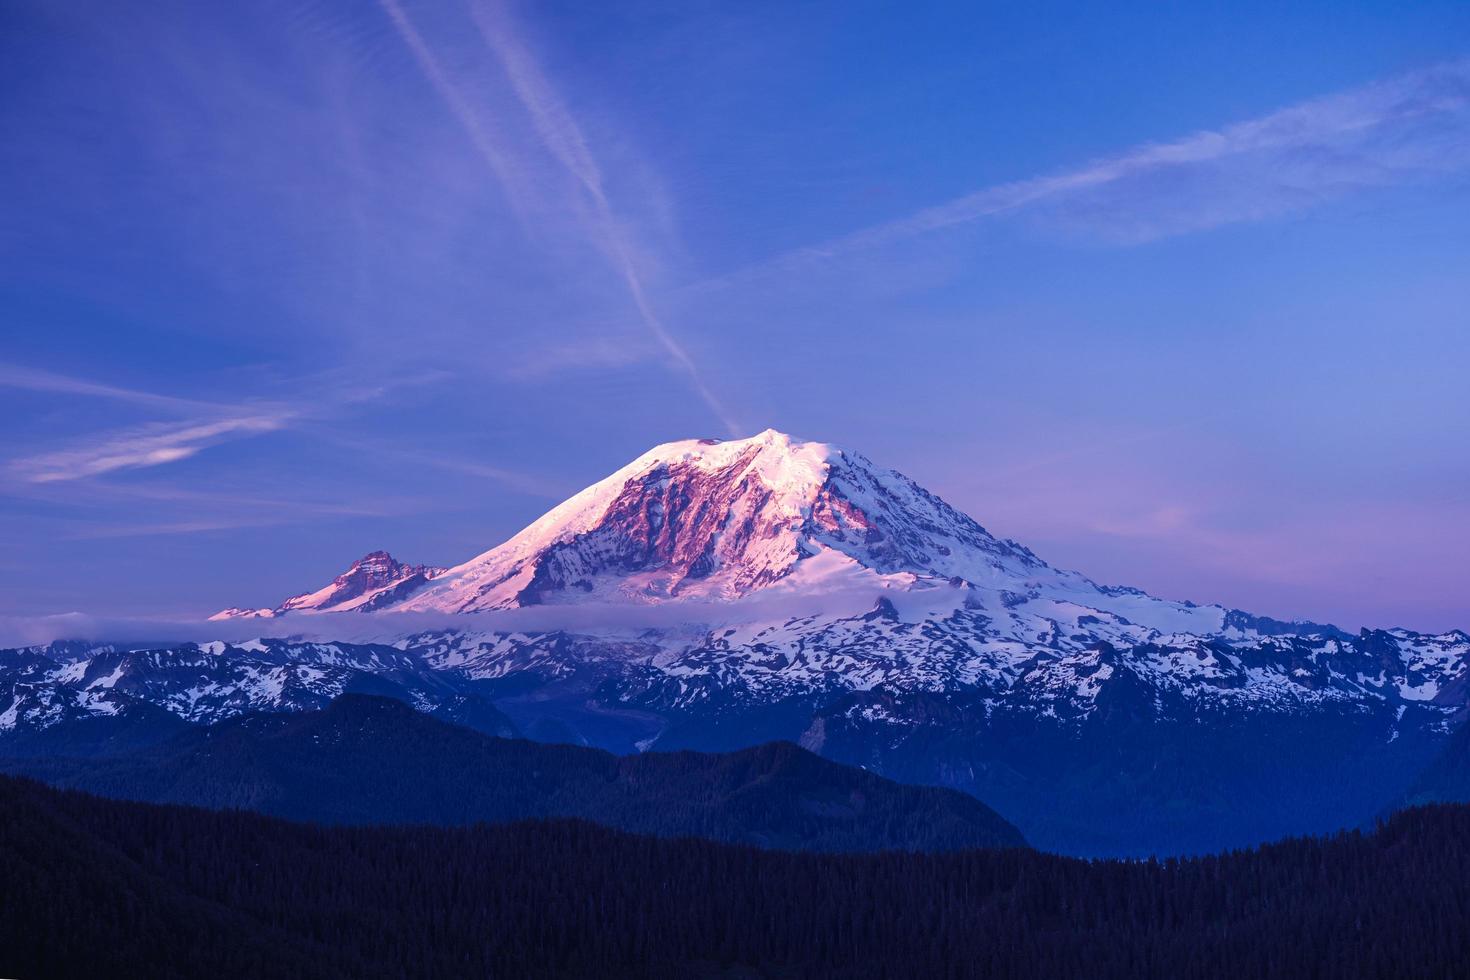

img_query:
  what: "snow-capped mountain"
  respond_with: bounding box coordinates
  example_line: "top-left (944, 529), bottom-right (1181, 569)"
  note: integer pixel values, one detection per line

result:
top-left (5, 429), bottom-right (1469, 854)
top-left (212, 551), bottom-right (447, 619)
top-left (177, 428), bottom-right (1465, 734)
top-left (395, 427), bottom-right (1065, 611)
top-left (216, 429), bottom-right (1224, 632)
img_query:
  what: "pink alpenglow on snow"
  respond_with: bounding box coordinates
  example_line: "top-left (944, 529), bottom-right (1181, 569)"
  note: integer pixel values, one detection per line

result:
top-left (211, 551), bottom-right (447, 619)
top-left (216, 430), bottom-right (1226, 636)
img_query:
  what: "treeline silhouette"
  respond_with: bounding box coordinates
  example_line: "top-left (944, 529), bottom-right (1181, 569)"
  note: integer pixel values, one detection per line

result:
top-left (3, 774), bottom-right (1468, 979)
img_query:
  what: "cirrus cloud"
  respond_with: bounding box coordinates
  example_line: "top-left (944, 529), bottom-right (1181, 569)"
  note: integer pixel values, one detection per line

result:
top-left (11, 415), bottom-right (289, 483)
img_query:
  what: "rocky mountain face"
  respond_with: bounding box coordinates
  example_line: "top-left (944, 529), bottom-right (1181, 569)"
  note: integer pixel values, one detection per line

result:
top-left (216, 430), bottom-right (1226, 628)
top-left (211, 551), bottom-right (446, 619)
top-left (4, 429), bottom-right (1467, 854)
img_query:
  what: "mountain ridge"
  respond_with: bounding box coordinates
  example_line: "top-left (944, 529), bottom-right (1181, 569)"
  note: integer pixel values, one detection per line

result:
top-left (1, 692), bottom-right (1025, 852)
top-left (4, 773), bottom-right (1469, 979)
top-left (4, 429), bottom-right (1467, 854)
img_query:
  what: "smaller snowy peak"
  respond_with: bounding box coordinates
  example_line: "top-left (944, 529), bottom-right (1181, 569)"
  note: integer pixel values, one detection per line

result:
top-left (279, 551), bottom-right (446, 611)
top-left (212, 551), bottom-right (446, 619)
top-left (208, 606), bottom-right (276, 621)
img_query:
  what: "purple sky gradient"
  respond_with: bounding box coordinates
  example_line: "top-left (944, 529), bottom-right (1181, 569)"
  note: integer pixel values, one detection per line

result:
top-left (1, 0), bottom-right (1467, 632)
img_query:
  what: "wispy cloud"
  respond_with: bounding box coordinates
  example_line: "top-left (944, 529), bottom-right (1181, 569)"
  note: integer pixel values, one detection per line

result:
top-left (378, 0), bottom-right (741, 435)
top-left (3, 360), bottom-right (449, 486)
top-left (469, 1), bottom-right (740, 436)
top-left (965, 412), bottom-right (1236, 486)
top-left (707, 58), bottom-right (1470, 285)
top-left (501, 332), bottom-right (663, 381)
top-left (0, 473), bottom-right (414, 543)
top-left (314, 433), bottom-right (571, 500)
top-left (0, 363), bottom-right (225, 413)
top-left (374, 0), bottom-right (531, 216)
top-left (12, 415), bottom-right (289, 483)
top-left (65, 517), bottom-right (312, 539)
top-left (59, 493), bottom-right (397, 539)
top-left (46, 480), bottom-right (405, 517)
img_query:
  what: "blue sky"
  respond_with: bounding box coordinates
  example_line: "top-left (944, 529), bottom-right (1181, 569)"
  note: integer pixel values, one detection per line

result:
top-left (2, 0), bottom-right (1468, 630)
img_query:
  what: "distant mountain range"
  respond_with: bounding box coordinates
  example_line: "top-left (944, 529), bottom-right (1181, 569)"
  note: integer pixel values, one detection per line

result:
top-left (0, 693), bottom-right (1023, 852)
top-left (3, 429), bottom-right (1466, 854)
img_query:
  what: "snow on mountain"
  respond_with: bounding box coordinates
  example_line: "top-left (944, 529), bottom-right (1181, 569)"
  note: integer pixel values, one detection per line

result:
top-left (399, 427), bottom-right (1025, 610)
top-left (212, 551), bottom-right (446, 619)
top-left (217, 429), bottom-right (1225, 635)
top-left (4, 621), bottom-right (1465, 742)
top-left (8, 429), bottom-right (1465, 755)
top-left (8, 429), bottom-right (1464, 856)
top-left (0, 638), bottom-right (463, 738)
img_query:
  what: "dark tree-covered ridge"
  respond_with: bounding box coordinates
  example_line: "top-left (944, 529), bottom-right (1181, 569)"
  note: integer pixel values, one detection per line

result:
top-left (0, 693), bottom-right (1024, 852)
top-left (2, 774), bottom-right (1469, 979)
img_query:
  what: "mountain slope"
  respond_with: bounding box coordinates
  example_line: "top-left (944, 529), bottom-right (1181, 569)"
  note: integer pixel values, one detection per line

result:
top-left (213, 551), bottom-right (446, 618)
top-left (1401, 716), bottom-right (1470, 806)
top-left (397, 428), bottom-right (1063, 610)
top-left (7, 625), bottom-right (1459, 853)
top-left (2, 693), bottom-right (1024, 852)
top-left (10, 429), bottom-right (1467, 855)
top-left (219, 429), bottom-right (1225, 633)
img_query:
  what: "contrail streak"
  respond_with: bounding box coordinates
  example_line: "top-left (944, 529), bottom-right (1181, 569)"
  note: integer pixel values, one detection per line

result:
top-left (471, 0), bottom-right (740, 436)
top-left (377, 0), bottom-right (528, 219)
top-left (379, 0), bottom-right (741, 436)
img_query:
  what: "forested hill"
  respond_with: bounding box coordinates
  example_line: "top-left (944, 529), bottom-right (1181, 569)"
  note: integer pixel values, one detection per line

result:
top-left (3, 775), bottom-right (1469, 979)
top-left (0, 693), bottom-right (1024, 853)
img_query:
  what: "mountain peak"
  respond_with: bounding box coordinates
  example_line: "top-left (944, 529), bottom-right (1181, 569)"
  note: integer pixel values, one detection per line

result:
top-left (212, 550), bottom-right (446, 619)
top-left (392, 429), bottom-right (1045, 611)
top-left (628, 429), bottom-right (840, 493)
top-left (213, 432), bottom-right (1226, 637)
